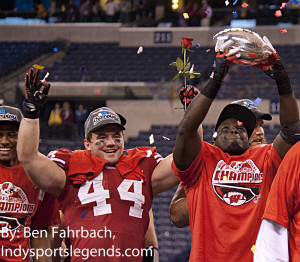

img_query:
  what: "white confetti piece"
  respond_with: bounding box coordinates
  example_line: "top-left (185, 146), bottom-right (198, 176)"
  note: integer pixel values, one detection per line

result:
top-left (225, 0), bottom-right (229, 6)
top-left (137, 46), bottom-right (143, 54)
top-left (149, 134), bottom-right (154, 144)
top-left (162, 136), bottom-right (170, 141)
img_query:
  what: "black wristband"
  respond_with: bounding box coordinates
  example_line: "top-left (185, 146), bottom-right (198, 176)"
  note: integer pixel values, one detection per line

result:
top-left (23, 110), bottom-right (40, 119)
top-left (22, 100), bottom-right (41, 119)
top-left (276, 77), bottom-right (293, 96)
top-left (200, 78), bottom-right (222, 99)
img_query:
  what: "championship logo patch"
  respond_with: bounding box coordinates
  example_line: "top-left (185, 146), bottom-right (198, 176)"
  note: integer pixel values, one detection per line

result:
top-left (0, 182), bottom-right (35, 232)
top-left (0, 112), bottom-right (18, 122)
top-left (212, 160), bottom-right (263, 206)
top-left (93, 112), bottom-right (119, 126)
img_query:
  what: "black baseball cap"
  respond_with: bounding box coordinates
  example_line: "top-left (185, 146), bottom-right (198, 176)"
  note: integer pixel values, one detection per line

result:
top-left (0, 105), bottom-right (23, 127)
top-left (84, 107), bottom-right (126, 137)
top-left (231, 99), bottom-right (272, 121)
top-left (215, 102), bottom-right (256, 138)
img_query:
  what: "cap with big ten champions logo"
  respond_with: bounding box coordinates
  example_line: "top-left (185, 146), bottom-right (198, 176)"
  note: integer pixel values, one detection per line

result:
top-left (84, 107), bottom-right (126, 137)
top-left (215, 101), bottom-right (257, 138)
top-left (0, 105), bottom-right (23, 127)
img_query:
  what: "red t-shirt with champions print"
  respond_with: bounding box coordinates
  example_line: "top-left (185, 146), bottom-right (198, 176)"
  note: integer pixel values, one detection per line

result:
top-left (0, 163), bottom-right (60, 262)
top-left (171, 141), bottom-right (281, 262)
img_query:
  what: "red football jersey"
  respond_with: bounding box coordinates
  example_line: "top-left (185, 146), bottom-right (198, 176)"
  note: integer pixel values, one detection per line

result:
top-left (172, 141), bottom-right (281, 262)
top-left (49, 148), bottom-right (162, 262)
top-left (263, 141), bottom-right (300, 261)
top-left (0, 163), bottom-right (60, 262)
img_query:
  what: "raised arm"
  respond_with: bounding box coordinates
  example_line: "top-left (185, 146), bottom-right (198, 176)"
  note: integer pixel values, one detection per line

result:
top-left (255, 37), bottom-right (300, 158)
top-left (174, 43), bottom-right (237, 170)
top-left (17, 68), bottom-right (65, 196)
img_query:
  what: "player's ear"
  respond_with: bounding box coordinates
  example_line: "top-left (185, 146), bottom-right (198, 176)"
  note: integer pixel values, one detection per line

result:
top-left (84, 139), bottom-right (91, 151)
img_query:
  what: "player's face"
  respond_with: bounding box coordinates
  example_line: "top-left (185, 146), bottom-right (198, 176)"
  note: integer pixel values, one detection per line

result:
top-left (249, 118), bottom-right (266, 146)
top-left (214, 118), bottom-right (249, 155)
top-left (84, 124), bottom-right (124, 165)
top-left (0, 123), bottom-right (18, 167)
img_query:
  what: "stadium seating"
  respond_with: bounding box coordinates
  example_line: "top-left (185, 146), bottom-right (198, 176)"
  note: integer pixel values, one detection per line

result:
top-left (2, 41), bottom-right (300, 100)
top-left (0, 41), bottom-right (63, 77)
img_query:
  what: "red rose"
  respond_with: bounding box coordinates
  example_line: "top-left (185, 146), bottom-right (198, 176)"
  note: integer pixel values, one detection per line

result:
top-left (181, 37), bottom-right (194, 49)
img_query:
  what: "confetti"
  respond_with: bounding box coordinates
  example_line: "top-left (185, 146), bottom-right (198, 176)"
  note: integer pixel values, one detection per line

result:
top-left (286, 1), bottom-right (292, 7)
top-left (205, 10), bottom-right (211, 14)
top-left (233, 0), bottom-right (238, 5)
top-left (137, 46), bottom-right (143, 54)
top-left (195, 43), bottom-right (201, 48)
top-left (232, 11), bottom-right (237, 14)
top-left (162, 136), bottom-right (170, 141)
top-left (225, 0), bottom-right (229, 6)
top-left (242, 2), bottom-right (249, 8)
top-left (80, 211), bottom-right (88, 218)
top-left (124, 150), bottom-right (128, 155)
top-left (42, 72), bottom-right (49, 83)
top-left (149, 134), bottom-right (154, 144)
top-left (53, 47), bottom-right (58, 52)
top-left (206, 49), bottom-right (211, 52)
top-left (280, 2), bottom-right (286, 9)
top-left (253, 97), bottom-right (261, 107)
top-left (223, 176), bottom-right (227, 181)
top-left (237, 121), bottom-right (243, 126)
top-left (275, 10), bottom-right (282, 17)
top-left (33, 64), bottom-right (44, 70)
top-left (183, 13), bottom-right (189, 19)
top-left (251, 245), bottom-right (256, 253)
top-left (213, 131), bottom-right (218, 139)
top-left (280, 29), bottom-right (287, 33)
top-left (293, 0), bottom-right (299, 5)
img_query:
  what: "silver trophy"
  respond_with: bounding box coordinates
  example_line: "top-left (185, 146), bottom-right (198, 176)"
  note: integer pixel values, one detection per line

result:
top-left (213, 28), bottom-right (275, 65)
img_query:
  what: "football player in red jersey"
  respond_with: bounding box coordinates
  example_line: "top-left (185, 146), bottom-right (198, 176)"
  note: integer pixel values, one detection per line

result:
top-left (0, 105), bottom-right (60, 262)
top-left (17, 68), bottom-right (178, 261)
top-left (171, 38), bottom-right (300, 262)
top-left (254, 141), bottom-right (300, 262)
top-left (170, 95), bottom-right (272, 229)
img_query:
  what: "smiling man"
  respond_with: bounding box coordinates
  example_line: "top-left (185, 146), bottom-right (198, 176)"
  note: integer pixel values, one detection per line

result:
top-left (17, 68), bottom-right (178, 262)
top-left (169, 99), bottom-right (273, 229)
top-left (0, 105), bottom-right (60, 262)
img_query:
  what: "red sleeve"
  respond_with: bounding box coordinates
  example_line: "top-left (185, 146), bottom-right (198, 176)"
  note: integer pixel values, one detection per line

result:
top-left (30, 192), bottom-right (61, 229)
top-left (263, 142), bottom-right (300, 228)
top-left (171, 142), bottom-right (207, 189)
top-left (47, 148), bottom-right (73, 174)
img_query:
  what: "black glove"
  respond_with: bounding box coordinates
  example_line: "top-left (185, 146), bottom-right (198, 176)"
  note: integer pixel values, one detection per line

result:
top-left (142, 247), bottom-right (159, 262)
top-left (179, 85), bottom-right (200, 108)
top-left (211, 51), bottom-right (235, 84)
top-left (23, 68), bottom-right (50, 119)
top-left (255, 53), bottom-right (292, 96)
top-left (201, 51), bottom-right (236, 99)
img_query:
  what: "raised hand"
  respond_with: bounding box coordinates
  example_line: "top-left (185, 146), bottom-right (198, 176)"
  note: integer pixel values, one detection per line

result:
top-left (211, 39), bottom-right (239, 83)
top-left (179, 85), bottom-right (200, 108)
top-left (23, 68), bottom-right (50, 118)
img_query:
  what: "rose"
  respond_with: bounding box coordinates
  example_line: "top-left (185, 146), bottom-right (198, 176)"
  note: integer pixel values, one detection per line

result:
top-left (181, 37), bottom-right (194, 49)
top-left (170, 36), bottom-right (201, 110)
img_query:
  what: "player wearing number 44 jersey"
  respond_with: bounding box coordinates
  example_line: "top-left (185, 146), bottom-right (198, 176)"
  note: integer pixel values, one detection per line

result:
top-left (17, 68), bottom-right (179, 262)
